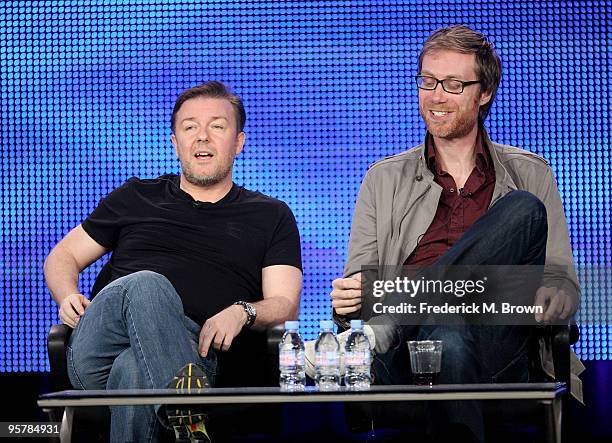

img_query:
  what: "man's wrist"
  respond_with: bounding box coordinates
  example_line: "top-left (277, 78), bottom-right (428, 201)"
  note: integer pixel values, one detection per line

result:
top-left (232, 304), bottom-right (248, 326)
top-left (233, 301), bottom-right (256, 328)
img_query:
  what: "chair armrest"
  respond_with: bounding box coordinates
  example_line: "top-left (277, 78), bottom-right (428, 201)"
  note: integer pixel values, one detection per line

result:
top-left (265, 325), bottom-right (284, 384)
top-left (568, 323), bottom-right (579, 345)
top-left (265, 325), bottom-right (284, 354)
top-left (550, 323), bottom-right (580, 387)
top-left (48, 324), bottom-right (73, 391)
top-left (551, 325), bottom-right (570, 385)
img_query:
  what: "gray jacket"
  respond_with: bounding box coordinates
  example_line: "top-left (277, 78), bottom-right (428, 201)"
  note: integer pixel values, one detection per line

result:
top-left (342, 128), bottom-right (584, 400)
top-left (344, 129), bottom-right (579, 298)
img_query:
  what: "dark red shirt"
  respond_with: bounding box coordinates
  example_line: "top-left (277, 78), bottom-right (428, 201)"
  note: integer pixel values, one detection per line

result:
top-left (405, 132), bottom-right (496, 266)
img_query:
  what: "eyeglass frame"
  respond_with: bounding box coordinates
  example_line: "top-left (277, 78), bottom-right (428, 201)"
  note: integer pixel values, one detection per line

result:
top-left (415, 75), bottom-right (481, 95)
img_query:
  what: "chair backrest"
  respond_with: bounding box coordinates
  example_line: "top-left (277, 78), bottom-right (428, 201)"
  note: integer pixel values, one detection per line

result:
top-left (90, 261), bottom-right (113, 299)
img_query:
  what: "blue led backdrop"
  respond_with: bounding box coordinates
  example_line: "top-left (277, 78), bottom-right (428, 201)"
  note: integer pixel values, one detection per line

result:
top-left (1, 1), bottom-right (610, 371)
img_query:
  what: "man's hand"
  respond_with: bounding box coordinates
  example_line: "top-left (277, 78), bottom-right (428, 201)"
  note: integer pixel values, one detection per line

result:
top-left (534, 286), bottom-right (575, 323)
top-left (331, 272), bottom-right (362, 315)
top-left (198, 305), bottom-right (247, 357)
top-left (59, 293), bottom-right (91, 328)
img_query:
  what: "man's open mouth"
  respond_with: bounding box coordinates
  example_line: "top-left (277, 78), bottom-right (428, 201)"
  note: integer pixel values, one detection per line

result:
top-left (431, 111), bottom-right (452, 117)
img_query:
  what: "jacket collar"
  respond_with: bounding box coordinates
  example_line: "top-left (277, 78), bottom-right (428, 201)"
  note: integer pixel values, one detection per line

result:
top-left (415, 126), bottom-right (518, 196)
top-left (481, 127), bottom-right (519, 196)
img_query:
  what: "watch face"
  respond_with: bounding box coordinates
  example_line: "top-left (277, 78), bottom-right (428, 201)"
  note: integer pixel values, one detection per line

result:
top-left (247, 303), bottom-right (256, 316)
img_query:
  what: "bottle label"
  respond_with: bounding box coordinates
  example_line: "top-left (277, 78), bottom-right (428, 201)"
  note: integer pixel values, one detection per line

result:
top-left (345, 350), bottom-right (371, 366)
top-left (315, 351), bottom-right (340, 367)
top-left (279, 349), bottom-right (304, 367)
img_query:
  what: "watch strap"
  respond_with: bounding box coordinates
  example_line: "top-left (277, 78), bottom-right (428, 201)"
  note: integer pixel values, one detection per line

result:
top-left (234, 301), bottom-right (256, 328)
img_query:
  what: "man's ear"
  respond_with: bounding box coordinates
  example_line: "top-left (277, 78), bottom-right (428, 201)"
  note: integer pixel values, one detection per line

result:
top-left (171, 133), bottom-right (178, 158)
top-left (235, 132), bottom-right (246, 156)
top-left (479, 89), bottom-right (493, 107)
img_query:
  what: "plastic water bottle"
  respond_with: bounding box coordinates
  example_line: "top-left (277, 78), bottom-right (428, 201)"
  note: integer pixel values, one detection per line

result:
top-left (278, 320), bottom-right (305, 391)
top-left (344, 319), bottom-right (372, 390)
top-left (314, 320), bottom-right (341, 391)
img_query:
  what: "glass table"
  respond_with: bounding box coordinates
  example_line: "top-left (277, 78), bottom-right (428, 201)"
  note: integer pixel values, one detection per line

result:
top-left (39, 383), bottom-right (566, 442)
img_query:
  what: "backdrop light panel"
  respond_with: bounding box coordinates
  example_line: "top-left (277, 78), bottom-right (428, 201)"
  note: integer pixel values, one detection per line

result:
top-left (1, 0), bottom-right (610, 371)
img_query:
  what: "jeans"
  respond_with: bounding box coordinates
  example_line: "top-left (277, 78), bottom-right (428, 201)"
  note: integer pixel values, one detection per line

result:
top-left (370, 190), bottom-right (548, 442)
top-left (67, 270), bottom-right (217, 443)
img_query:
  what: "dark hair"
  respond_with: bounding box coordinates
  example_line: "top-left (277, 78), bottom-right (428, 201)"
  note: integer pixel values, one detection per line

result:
top-left (171, 81), bottom-right (246, 133)
top-left (419, 25), bottom-right (502, 122)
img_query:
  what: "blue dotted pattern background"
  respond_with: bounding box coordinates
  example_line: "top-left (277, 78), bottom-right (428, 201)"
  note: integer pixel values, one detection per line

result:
top-left (1, 1), bottom-right (610, 371)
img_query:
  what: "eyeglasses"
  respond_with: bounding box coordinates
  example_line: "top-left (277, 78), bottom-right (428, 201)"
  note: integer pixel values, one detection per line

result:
top-left (415, 75), bottom-right (481, 94)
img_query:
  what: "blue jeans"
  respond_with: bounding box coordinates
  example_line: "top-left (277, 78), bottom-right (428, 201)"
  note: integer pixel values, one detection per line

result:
top-left (67, 270), bottom-right (217, 443)
top-left (371, 190), bottom-right (547, 442)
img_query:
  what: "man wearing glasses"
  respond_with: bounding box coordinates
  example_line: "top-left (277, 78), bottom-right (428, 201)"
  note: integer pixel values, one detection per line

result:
top-left (324, 26), bottom-right (580, 442)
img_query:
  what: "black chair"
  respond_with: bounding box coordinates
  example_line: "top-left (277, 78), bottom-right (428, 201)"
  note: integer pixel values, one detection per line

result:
top-left (344, 324), bottom-right (580, 442)
top-left (44, 322), bottom-right (284, 442)
top-left (47, 262), bottom-right (286, 391)
top-left (43, 261), bottom-right (286, 440)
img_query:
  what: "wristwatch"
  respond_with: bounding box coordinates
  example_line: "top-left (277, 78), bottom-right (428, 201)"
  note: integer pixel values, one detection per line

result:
top-left (233, 301), bottom-right (256, 328)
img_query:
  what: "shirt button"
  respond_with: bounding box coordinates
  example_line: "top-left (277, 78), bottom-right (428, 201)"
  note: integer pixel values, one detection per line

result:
top-left (449, 188), bottom-right (455, 193)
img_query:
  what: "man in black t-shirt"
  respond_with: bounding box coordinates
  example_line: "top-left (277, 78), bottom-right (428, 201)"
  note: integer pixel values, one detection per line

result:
top-left (44, 81), bottom-right (302, 442)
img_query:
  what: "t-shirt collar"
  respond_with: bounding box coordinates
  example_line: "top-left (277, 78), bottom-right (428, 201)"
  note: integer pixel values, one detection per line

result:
top-left (170, 174), bottom-right (241, 205)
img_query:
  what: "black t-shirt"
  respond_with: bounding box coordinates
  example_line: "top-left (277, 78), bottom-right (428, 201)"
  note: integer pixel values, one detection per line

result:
top-left (82, 174), bottom-right (302, 326)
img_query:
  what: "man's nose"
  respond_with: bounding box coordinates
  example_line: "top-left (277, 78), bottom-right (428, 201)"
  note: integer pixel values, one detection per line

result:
top-left (196, 128), bottom-right (209, 143)
top-left (431, 83), bottom-right (448, 102)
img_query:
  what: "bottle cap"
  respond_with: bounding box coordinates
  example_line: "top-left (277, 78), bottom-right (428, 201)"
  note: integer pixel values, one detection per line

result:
top-left (320, 320), bottom-right (334, 330)
top-left (284, 320), bottom-right (299, 330)
top-left (350, 319), bottom-right (364, 330)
